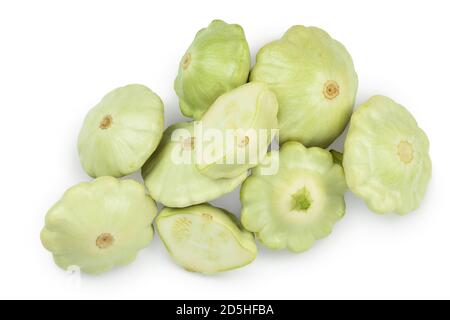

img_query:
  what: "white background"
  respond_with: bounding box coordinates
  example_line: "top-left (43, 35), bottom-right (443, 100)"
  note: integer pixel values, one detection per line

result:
top-left (0, 0), bottom-right (449, 300)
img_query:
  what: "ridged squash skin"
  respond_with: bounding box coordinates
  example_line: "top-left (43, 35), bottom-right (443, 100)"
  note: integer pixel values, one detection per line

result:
top-left (195, 82), bottom-right (278, 179)
top-left (241, 142), bottom-right (346, 253)
top-left (250, 25), bottom-right (358, 148)
top-left (156, 204), bottom-right (257, 274)
top-left (343, 95), bottom-right (432, 215)
top-left (41, 177), bottom-right (157, 274)
top-left (174, 20), bottom-right (251, 120)
top-left (141, 122), bottom-right (247, 208)
top-left (78, 84), bottom-right (164, 178)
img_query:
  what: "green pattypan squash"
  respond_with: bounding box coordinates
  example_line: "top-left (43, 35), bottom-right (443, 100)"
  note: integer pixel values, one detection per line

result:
top-left (141, 122), bottom-right (247, 208)
top-left (251, 25), bottom-right (358, 148)
top-left (343, 95), bottom-right (432, 215)
top-left (241, 142), bottom-right (346, 253)
top-left (174, 19), bottom-right (251, 119)
top-left (41, 177), bottom-right (157, 274)
top-left (78, 84), bottom-right (164, 178)
top-left (195, 82), bottom-right (278, 179)
top-left (156, 204), bottom-right (257, 274)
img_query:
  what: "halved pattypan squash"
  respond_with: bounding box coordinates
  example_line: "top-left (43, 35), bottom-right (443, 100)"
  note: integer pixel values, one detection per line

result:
top-left (241, 142), bottom-right (346, 253)
top-left (174, 19), bottom-right (251, 119)
top-left (250, 25), bottom-right (358, 148)
top-left (141, 122), bottom-right (247, 208)
top-left (78, 84), bottom-right (164, 178)
top-left (41, 177), bottom-right (157, 274)
top-left (156, 204), bottom-right (257, 274)
top-left (343, 95), bottom-right (432, 215)
top-left (195, 82), bottom-right (278, 179)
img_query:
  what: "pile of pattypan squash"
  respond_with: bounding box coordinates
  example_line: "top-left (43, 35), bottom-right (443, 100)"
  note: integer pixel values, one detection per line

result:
top-left (41, 20), bottom-right (431, 275)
